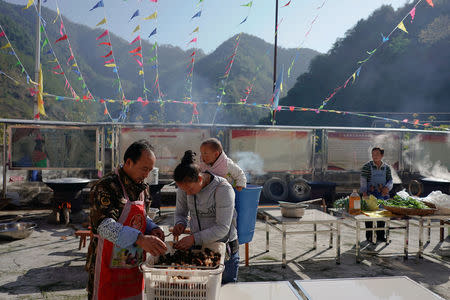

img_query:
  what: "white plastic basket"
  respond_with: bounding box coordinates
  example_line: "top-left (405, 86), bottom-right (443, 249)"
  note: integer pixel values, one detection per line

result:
top-left (141, 242), bottom-right (225, 300)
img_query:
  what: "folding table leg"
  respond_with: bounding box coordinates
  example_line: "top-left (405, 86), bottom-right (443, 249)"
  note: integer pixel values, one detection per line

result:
top-left (313, 224), bottom-right (317, 250)
top-left (329, 223), bottom-right (333, 248)
top-left (245, 243), bottom-right (249, 267)
top-left (282, 224), bottom-right (286, 268)
top-left (418, 218), bottom-right (423, 259)
top-left (404, 219), bottom-right (409, 260)
top-left (427, 219), bottom-right (431, 243)
top-left (265, 215), bottom-right (269, 253)
top-left (336, 222), bottom-right (341, 265)
top-left (356, 221), bottom-right (361, 263)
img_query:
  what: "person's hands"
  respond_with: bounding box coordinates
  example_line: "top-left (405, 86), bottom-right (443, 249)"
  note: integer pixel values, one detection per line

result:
top-left (135, 234), bottom-right (167, 256)
top-left (172, 223), bottom-right (186, 237)
top-left (235, 186), bottom-right (244, 192)
top-left (381, 186), bottom-right (389, 197)
top-left (174, 235), bottom-right (195, 251)
top-left (150, 227), bottom-right (165, 241)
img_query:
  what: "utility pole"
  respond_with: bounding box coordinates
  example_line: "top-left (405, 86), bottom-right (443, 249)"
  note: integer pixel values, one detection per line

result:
top-left (272, 0), bottom-right (279, 125)
top-left (34, 0), bottom-right (41, 120)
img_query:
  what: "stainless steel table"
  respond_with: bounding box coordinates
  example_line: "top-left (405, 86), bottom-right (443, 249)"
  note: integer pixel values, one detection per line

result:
top-left (329, 209), bottom-right (410, 263)
top-left (259, 208), bottom-right (341, 267)
top-left (410, 214), bottom-right (450, 258)
top-left (294, 276), bottom-right (444, 300)
top-left (219, 281), bottom-right (301, 300)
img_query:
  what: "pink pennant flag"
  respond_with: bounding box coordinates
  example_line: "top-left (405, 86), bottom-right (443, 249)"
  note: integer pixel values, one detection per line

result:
top-left (96, 30), bottom-right (109, 40)
top-left (190, 51), bottom-right (196, 57)
top-left (134, 57), bottom-right (143, 67)
top-left (0, 31), bottom-right (5, 38)
top-left (98, 42), bottom-right (111, 46)
top-left (426, 0), bottom-right (434, 7)
top-left (130, 35), bottom-right (141, 44)
top-left (102, 50), bottom-right (113, 58)
top-left (55, 34), bottom-right (68, 43)
top-left (282, 0), bottom-right (291, 7)
top-left (289, 106), bottom-right (294, 111)
top-left (60, 19), bottom-right (64, 36)
top-left (52, 65), bottom-right (61, 70)
top-left (67, 55), bottom-right (74, 65)
top-left (402, 119), bottom-right (408, 123)
top-left (188, 38), bottom-right (197, 44)
top-left (132, 53), bottom-right (143, 57)
top-left (104, 58), bottom-right (114, 64)
top-left (150, 0), bottom-right (157, 2)
top-left (53, 71), bottom-right (64, 75)
top-left (409, 7), bottom-right (416, 22)
top-left (137, 97), bottom-right (143, 103)
top-left (414, 119), bottom-right (419, 125)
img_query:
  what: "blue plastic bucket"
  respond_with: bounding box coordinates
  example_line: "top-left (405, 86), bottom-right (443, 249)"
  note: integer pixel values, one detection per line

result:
top-left (235, 184), bottom-right (262, 244)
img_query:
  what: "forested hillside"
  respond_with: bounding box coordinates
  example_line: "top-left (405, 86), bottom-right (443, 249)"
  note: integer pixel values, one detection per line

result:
top-left (276, 0), bottom-right (450, 128)
top-left (0, 0), bottom-right (318, 123)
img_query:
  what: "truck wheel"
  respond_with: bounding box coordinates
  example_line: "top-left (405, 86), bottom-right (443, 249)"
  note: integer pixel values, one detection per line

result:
top-left (263, 177), bottom-right (288, 202)
top-left (288, 179), bottom-right (311, 202)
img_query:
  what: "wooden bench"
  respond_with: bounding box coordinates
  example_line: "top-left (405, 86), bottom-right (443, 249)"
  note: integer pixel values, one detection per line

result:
top-left (75, 229), bottom-right (93, 250)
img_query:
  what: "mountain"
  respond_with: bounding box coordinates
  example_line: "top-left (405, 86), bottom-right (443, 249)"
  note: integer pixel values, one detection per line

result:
top-left (276, 1), bottom-right (450, 128)
top-left (0, 0), bottom-right (319, 124)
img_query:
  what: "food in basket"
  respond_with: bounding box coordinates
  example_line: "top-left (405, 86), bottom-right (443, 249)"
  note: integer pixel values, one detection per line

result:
top-left (382, 195), bottom-right (429, 209)
top-left (157, 247), bottom-right (221, 268)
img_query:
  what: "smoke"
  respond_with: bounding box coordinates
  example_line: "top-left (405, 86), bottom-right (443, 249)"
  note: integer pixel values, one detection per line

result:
top-left (233, 152), bottom-right (265, 176)
top-left (367, 133), bottom-right (401, 168)
top-left (402, 135), bottom-right (450, 181)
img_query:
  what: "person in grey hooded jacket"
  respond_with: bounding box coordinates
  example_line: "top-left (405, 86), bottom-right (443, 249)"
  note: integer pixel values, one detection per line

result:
top-left (172, 150), bottom-right (239, 283)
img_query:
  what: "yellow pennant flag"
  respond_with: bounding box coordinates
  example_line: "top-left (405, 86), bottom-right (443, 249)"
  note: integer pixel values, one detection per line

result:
top-left (96, 17), bottom-right (107, 26)
top-left (191, 27), bottom-right (199, 34)
top-left (53, 7), bottom-right (60, 23)
top-left (397, 21), bottom-right (408, 33)
top-left (0, 42), bottom-right (11, 49)
top-left (143, 12), bottom-right (157, 20)
top-left (139, 70), bottom-right (144, 75)
top-left (72, 63), bottom-right (78, 67)
top-left (351, 72), bottom-right (356, 84)
top-left (104, 63), bottom-right (116, 67)
top-left (37, 64), bottom-right (46, 116)
top-left (23, 0), bottom-right (34, 9)
top-left (133, 25), bottom-right (140, 33)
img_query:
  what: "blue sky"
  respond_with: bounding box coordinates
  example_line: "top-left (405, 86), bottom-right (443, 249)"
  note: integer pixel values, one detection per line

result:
top-left (4, 0), bottom-right (410, 53)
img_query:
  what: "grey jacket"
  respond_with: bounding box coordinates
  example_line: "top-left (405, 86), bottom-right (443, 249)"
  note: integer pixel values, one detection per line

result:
top-left (174, 174), bottom-right (238, 245)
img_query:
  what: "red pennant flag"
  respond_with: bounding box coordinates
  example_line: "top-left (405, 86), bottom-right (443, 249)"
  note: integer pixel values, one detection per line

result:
top-left (52, 65), bottom-right (61, 70)
top-left (414, 119), bottom-right (419, 125)
top-left (102, 50), bottom-right (113, 58)
top-left (104, 58), bottom-right (114, 64)
top-left (53, 71), bottom-right (64, 75)
top-left (55, 34), bottom-right (68, 43)
top-left (188, 38), bottom-right (197, 44)
top-left (100, 99), bottom-right (105, 103)
top-left (190, 51), bottom-right (196, 57)
top-left (289, 106), bottom-right (295, 111)
top-left (426, 0), bottom-right (434, 7)
top-left (104, 107), bottom-right (108, 115)
top-left (193, 103), bottom-right (199, 115)
top-left (0, 31), bottom-right (5, 38)
top-left (67, 55), bottom-right (74, 65)
top-left (132, 53), bottom-right (142, 58)
top-left (96, 29), bottom-right (109, 40)
top-left (98, 42), bottom-right (111, 46)
top-left (129, 46), bottom-right (142, 53)
top-left (34, 113), bottom-right (40, 119)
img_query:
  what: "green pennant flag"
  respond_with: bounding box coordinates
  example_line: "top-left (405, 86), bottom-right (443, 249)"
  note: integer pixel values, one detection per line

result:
top-left (78, 76), bottom-right (82, 81)
top-left (41, 38), bottom-right (48, 50)
top-left (241, 1), bottom-right (252, 7)
top-left (148, 56), bottom-right (157, 63)
top-left (82, 83), bottom-right (86, 89)
top-left (151, 42), bottom-right (157, 52)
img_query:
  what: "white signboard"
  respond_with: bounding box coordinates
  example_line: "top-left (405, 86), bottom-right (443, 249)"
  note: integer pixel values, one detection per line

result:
top-left (327, 131), bottom-right (401, 171)
top-left (229, 129), bottom-right (313, 174)
top-left (119, 127), bottom-right (210, 174)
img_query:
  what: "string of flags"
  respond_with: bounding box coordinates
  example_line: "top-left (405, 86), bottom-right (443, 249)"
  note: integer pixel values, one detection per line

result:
top-left (90, 0), bottom-right (129, 121)
top-left (316, 0), bottom-right (433, 110)
top-left (211, 1), bottom-right (253, 124)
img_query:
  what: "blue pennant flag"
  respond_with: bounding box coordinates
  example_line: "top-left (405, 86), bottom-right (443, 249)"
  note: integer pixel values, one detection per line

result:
top-left (148, 28), bottom-right (157, 38)
top-left (89, 0), bottom-right (104, 11)
top-left (129, 10), bottom-right (139, 22)
top-left (191, 11), bottom-right (202, 19)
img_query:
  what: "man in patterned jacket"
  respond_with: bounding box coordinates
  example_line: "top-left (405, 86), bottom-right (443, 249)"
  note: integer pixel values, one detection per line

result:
top-left (86, 140), bottom-right (167, 300)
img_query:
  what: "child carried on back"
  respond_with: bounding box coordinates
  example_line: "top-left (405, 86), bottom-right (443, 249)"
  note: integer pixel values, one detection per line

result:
top-left (199, 138), bottom-right (247, 191)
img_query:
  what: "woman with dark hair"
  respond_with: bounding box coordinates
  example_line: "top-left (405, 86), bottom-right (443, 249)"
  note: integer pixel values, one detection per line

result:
top-left (172, 150), bottom-right (239, 284)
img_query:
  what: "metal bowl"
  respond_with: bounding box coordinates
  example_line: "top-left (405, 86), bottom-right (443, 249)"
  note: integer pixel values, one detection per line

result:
top-left (0, 222), bottom-right (37, 240)
top-left (280, 203), bottom-right (308, 218)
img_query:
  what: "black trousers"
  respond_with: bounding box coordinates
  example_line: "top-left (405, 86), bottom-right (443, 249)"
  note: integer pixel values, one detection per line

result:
top-left (365, 221), bottom-right (386, 240)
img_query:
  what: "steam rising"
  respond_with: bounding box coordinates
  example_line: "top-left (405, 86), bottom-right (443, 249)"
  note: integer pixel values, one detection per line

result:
top-left (234, 152), bottom-right (265, 176)
top-left (403, 135), bottom-right (450, 181)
